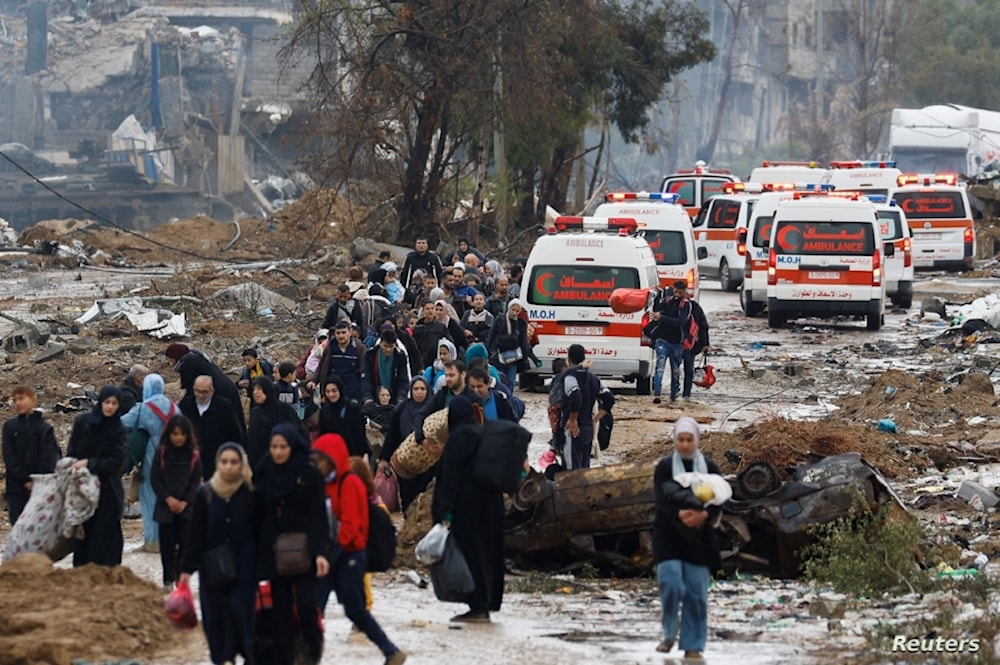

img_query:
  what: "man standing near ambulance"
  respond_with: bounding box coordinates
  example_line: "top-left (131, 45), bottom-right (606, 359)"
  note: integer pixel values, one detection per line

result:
top-left (648, 281), bottom-right (709, 403)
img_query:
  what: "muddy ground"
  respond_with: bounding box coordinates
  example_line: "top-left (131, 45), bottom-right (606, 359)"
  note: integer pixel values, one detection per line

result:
top-left (1, 215), bottom-right (1000, 663)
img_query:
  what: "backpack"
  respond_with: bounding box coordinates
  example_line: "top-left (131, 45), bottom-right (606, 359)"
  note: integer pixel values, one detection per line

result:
top-left (682, 306), bottom-right (699, 352)
top-left (339, 471), bottom-right (397, 572)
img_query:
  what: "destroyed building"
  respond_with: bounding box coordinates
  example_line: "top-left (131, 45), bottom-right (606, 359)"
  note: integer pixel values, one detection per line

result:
top-left (0, 0), bottom-right (312, 230)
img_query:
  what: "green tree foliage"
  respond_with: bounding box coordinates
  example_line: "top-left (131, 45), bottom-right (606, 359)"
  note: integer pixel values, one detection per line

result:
top-left (281, 0), bottom-right (715, 241)
top-left (896, 0), bottom-right (1000, 108)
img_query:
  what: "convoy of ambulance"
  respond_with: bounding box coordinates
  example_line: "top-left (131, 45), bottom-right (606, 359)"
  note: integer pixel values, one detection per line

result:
top-left (523, 157), bottom-right (976, 390)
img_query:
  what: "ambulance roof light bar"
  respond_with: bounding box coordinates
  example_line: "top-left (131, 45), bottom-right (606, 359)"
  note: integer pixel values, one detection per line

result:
top-left (828, 160), bottom-right (897, 169)
top-left (866, 195), bottom-right (897, 206)
top-left (673, 160), bottom-right (734, 176)
top-left (724, 182), bottom-right (834, 195)
top-left (760, 160), bottom-right (822, 168)
top-left (896, 173), bottom-right (958, 186)
top-left (606, 192), bottom-right (681, 204)
top-left (791, 191), bottom-right (863, 201)
top-left (553, 216), bottom-right (640, 234)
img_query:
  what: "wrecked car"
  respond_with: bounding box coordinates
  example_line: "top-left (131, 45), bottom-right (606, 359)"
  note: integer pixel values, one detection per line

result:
top-left (504, 452), bottom-right (907, 578)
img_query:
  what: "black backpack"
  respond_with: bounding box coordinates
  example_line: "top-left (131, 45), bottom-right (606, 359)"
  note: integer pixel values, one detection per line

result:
top-left (340, 471), bottom-right (397, 572)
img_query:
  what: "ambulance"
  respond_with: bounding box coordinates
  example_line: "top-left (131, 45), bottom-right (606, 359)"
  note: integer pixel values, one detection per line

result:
top-left (522, 216), bottom-right (659, 394)
top-left (888, 173), bottom-right (975, 271)
top-left (739, 183), bottom-right (835, 317)
top-left (747, 160), bottom-right (830, 185)
top-left (765, 193), bottom-right (892, 331)
top-left (869, 195), bottom-right (914, 309)
top-left (691, 183), bottom-right (761, 291)
top-left (593, 192), bottom-right (703, 298)
top-left (659, 161), bottom-right (740, 219)
top-left (823, 160), bottom-right (902, 196)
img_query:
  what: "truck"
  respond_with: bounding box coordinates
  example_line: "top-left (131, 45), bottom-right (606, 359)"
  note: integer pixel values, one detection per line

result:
top-left (889, 104), bottom-right (1000, 177)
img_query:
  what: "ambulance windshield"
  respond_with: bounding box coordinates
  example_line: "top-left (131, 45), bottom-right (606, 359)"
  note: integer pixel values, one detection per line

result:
top-left (773, 221), bottom-right (875, 255)
top-left (527, 266), bottom-right (639, 307)
top-left (892, 191), bottom-right (966, 219)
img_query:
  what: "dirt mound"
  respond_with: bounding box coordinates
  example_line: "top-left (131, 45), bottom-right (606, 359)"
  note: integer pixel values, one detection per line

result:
top-left (0, 554), bottom-right (183, 665)
top-left (834, 368), bottom-right (997, 435)
top-left (701, 416), bottom-right (912, 479)
top-left (394, 484), bottom-right (435, 571)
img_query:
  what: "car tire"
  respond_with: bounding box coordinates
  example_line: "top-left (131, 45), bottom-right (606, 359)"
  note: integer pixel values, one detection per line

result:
top-left (736, 462), bottom-right (782, 499)
top-left (635, 375), bottom-right (651, 396)
top-left (767, 309), bottom-right (785, 329)
top-left (719, 259), bottom-right (736, 292)
top-left (741, 286), bottom-right (764, 318)
top-left (866, 312), bottom-right (881, 331)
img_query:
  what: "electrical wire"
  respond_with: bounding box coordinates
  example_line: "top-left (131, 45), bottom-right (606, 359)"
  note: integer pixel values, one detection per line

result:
top-left (0, 148), bottom-right (243, 263)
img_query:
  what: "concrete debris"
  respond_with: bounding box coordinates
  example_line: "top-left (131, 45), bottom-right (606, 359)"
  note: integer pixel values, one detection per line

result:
top-left (351, 237), bottom-right (412, 264)
top-left (75, 298), bottom-right (186, 338)
top-left (920, 297), bottom-right (948, 319)
top-left (209, 282), bottom-right (296, 314)
top-left (956, 480), bottom-right (1000, 509)
top-left (31, 343), bottom-right (66, 363)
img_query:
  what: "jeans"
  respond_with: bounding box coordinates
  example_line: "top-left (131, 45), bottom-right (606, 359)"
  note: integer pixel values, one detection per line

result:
top-left (654, 341), bottom-right (692, 399)
top-left (328, 550), bottom-right (399, 658)
top-left (656, 559), bottom-right (709, 652)
top-left (500, 363), bottom-right (518, 390)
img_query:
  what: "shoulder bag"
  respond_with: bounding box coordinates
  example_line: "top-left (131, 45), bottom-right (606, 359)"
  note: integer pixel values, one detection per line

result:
top-left (200, 488), bottom-right (239, 589)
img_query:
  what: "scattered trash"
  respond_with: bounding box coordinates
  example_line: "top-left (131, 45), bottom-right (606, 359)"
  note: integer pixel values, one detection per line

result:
top-left (76, 298), bottom-right (186, 338)
top-left (956, 480), bottom-right (999, 509)
top-left (876, 418), bottom-right (897, 433)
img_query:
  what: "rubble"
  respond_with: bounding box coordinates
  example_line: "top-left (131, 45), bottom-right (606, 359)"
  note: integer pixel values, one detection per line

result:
top-left (76, 298), bottom-right (187, 338)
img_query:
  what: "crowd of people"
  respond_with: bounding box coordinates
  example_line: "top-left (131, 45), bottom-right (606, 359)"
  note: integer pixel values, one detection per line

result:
top-left (1, 237), bottom-right (727, 663)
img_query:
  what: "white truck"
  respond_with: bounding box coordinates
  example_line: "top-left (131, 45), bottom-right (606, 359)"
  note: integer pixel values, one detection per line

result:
top-left (889, 104), bottom-right (1000, 176)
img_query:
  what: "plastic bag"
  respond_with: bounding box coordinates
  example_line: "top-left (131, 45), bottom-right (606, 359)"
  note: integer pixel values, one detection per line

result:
top-left (374, 469), bottom-right (400, 514)
top-left (164, 580), bottom-right (198, 630)
top-left (429, 534), bottom-right (475, 602)
top-left (609, 288), bottom-right (651, 314)
top-left (415, 523), bottom-right (450, 565)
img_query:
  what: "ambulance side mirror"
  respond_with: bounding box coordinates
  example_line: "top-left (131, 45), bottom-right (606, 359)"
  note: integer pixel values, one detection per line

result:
top-left (883, 242), bottom-right (895, 257)
top-left (697, 247), bottom-right (708, 260)
top-left (761, 239), bottom-right (770, 249)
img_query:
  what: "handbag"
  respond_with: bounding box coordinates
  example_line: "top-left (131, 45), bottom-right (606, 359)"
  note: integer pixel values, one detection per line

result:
top-left (200, 489), bottom-right (239, 589)
top-left (125, 404), bottom-right (148, 474)
top-left (496, 318), bottom-right (523, 365)
top-left (274, 532), bottom-right (311, 576)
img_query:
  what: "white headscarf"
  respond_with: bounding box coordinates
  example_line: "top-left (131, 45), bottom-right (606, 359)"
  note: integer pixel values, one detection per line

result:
top-left (671, 416), bottom-right (707, 476)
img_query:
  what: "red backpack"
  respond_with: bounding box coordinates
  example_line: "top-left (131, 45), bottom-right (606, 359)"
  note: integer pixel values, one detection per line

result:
top-left (682, 307), bottom-right (699, 351)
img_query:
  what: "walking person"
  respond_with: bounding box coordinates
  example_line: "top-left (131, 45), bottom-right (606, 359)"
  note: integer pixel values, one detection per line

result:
top-left (122, 373), bottom-right (179, 553)
top-left (180, 442), bottom-right (257, 665)
top-left (486, 299), bottom-right (540, 390)
top-left (559, 345), bottom-right (614, 470)
top-left (378, 376), bottom-right (433, 512)
top-left (246, 376), bottom-right (306, 468)
top-left (312, 432), bottom-right (408, 665)
top-left (150, 414), bottom-right (202, 590)
top-left (67, 386), bottom-right (127, 567)
top-left (254, 423), bottom-right (330, 665)
top-left (648, 281), bottom-right (698, 403)
top-left (652, 417), bottom-right (727, 659)
top-left (2, 386), bottom-right (60, 526)
top-left (165, 343), bottom-right (246, 431)
top-left (178, 375), bottom-right (245, 481)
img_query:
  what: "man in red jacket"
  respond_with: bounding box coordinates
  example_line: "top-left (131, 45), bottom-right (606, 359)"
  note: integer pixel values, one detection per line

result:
top-left (312, 434), bottom-right (407, 665)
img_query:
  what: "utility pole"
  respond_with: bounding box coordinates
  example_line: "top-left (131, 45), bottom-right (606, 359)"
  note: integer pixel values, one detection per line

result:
top-left (815, 0), bottom-right (824, 127)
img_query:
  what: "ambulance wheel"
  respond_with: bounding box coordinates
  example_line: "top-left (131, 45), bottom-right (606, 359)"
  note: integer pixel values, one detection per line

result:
top-left (767, 310), bottom-right (785, 329)
top-left (719, 260), bottom-right (738, 292)
top-left (866, 312), bottom-right (882, 331)
top-left (635, 375), bottom-right (651, 396)
top-left (741, 286), bottom-right (763, 317)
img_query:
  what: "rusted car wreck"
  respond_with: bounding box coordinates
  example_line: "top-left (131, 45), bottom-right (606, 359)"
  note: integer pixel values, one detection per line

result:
top-left (505, 452), bottom-right (906, 578)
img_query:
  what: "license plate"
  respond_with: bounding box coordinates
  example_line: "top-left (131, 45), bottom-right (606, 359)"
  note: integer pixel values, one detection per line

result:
top-left (565, 326), bottom-right (604, 336)
top-left (808, 271), bottom-right (840, 280)
top-left (917, 232), bottom-right (942, 240)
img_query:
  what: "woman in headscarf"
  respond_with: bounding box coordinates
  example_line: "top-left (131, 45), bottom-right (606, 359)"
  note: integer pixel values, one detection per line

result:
top-left (254, 423), bottom-right (329, 665)
top-left (486, 298), bottom-right (539, 390)
top-left (483, 260), bottom-right (504, 297)
top-left (378, 376), bottom-right (432, 511)
top-left (180, 442), bottom-right (256, 665)
top-left (651, 416), bottom-right (725, 659)
top-left (431, 395), bottom-right (504, 623)
top-left (318, 374), bottom-right (371, 458)
top-left (122, 372), bottom-right (179, 552)
top-left (68, 385), bottom-right (127, 567)
top-left (423, 338), bottom-right (457, 394)
top-left (246, 376), bottom-right (305, 468)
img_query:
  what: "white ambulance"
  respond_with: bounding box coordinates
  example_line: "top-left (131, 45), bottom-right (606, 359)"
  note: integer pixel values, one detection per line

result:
top-left (593, 192), bottom-right (703, 298)
top-left (869, 195), bottom-right (914, 309)
top-left (888, 173), bottom-right (975, 271)
top-left (740, 184), bottom-right (835, 317)
top-left (824, 160), bottom-right (902, 196)
top-left (747, 160), bottom-right (830, 185)
top-left (765, 193), bottom-right (893, 331)
top-left (659, 162), bottom-right (740, 219)
top-left (691, 183), bottom-right (761, 291)
top-left (522, 216), bottom-right (660, 394)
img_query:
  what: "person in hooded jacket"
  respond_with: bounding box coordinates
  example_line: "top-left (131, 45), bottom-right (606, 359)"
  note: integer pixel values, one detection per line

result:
top-left (432, 396), bottom-right (505, 623)
top-left (377, 376), bottom-right (433, 511)
top-left (318, 375), bottom-right (371, 459)
top-left (150, 414), bottom-right (202, 588)
top-left (121, 373), bottom-right (180, 552)
top-left (67, 386), bottom-right (127, 567)
top-left (180, 442), bottom-right (256, 665)
top-left (464, 342), bottom-right (503, 387)
top-left (255, 423), bottom-right (329, 665)
top-left (313, 433), bottom-right (407, 665)
top-left (165, 343), bottom-right (246, 431)
top-left (246, 376), bottom-right (306, 469)
top-left (423, 338), bottom-right (457, 394)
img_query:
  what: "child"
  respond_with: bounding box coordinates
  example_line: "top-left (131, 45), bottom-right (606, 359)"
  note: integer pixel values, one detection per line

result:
top-left (303, 330), bottom-right (328, 379)
top-left (150, 414), bottom-right (203, 589)
top-left (362, 387), bottom-right (395, 449)
top-left (349, 455), bottom-right (389, 614)
top-left (2, 386), bottom-right (60, 525)
top-left (274, 362), bottom-right (298, 406)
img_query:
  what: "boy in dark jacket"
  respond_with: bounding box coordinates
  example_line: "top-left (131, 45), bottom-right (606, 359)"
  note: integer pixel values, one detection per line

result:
top-left (2, 386), bottom-right (60, 525)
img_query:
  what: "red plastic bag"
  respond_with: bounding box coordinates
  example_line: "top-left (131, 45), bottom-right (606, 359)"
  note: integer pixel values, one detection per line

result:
top-left (609, 288), bottom-right (650, 314)
top-left (164, 580), bottom-right (198, 630)
top-left (375, 469), bottom-right (400, 513)
top-left (693, 364), bottom-right (716, 389)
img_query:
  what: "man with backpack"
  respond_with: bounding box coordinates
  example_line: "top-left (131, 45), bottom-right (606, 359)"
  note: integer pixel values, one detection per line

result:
top-left (647, 281), bottom-right (709, 404)
top-left (560, 345), bottom-right (614, 470)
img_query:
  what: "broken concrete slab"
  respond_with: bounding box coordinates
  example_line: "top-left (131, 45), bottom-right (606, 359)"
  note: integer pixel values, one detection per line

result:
top-left (31, 343), bottom-right (66, 363)
top-left (956, 480), bottom-right (1000, 509)
top-left (76, 298), bottom-right (186, 338)
top-left (350, 237), bottom-right (412, 264)
top-left (209, 282), bottom-right (296, 313)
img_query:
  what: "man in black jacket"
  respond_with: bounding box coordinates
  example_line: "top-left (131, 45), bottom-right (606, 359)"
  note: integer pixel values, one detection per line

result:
top-left (118, 364), bottom-right (148, 415)
top-left (560, 345), bottom-right (613, 469)
top-left (361, 329), bottom-right (410, 406)
top-left (165, 343), bottom-right (246, 431)
top-left (178, 375), bottom-right (245, 480)
top-left (400, 237), bottom-right (444, 288)
top-left (649, 281), bottom-right (703, 404)
top-left (322, 284), bottom-right (364, 330)
top-left (2, 386), bottom-right (60, 525)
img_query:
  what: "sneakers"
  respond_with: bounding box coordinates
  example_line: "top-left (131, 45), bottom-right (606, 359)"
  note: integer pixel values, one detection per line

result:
top-left (684, 651), bottom-right (704, 660)
top-left (653, 397), bottom-right (662, 405)
top-left (385, 650), bottom-right (408, 665)
top-left (450, 611), bottom-right (490, 623)
top-left (656, 639), bottom-right (674, 653)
